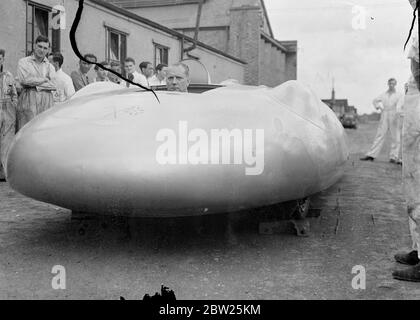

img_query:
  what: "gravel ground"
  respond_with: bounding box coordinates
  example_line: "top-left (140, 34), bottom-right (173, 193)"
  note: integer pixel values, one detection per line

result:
top-left (1, 121), bottom-right (420, 300)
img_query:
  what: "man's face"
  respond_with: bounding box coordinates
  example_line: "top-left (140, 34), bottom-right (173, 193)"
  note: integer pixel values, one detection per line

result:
top-left (125, 62), bottom-right (136, 75)
top-left (34, 41), bottom-right (50, 60)
top-left (97, 65), bottom-right (110, 79)
top-left (109, 65), bottom-right (121, 83)
top-left (142, 63), bottom-right (154, 78)
top-left (111, 65), bottom-right (121, 74)
top-left (166, 66), bottom-right (189, 92)
top-left (388, 80), bottom-right (397, 91)
top-left (79, 57), bottom-right (96, 74)
top-left (157, 67), bottom-right (167, 78)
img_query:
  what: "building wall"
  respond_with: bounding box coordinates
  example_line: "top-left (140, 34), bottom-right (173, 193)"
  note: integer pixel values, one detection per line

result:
top-left (0, 0), bottom-right (27, 74)
top-left (285, 52), bottom-right (297, 81)
top-left (119, 0), bottom-right (272, 34)
top-left (125, 0), bottom-right (261, 29)
top-left (229, 6), bottom-right (261, 85)
top-left (74, 1), bottom-right (182, 72)
top-left (260, 3), bottom-right (272, 36)
top-left (258, 39), bottom-right (286, 87)
top-left (175, 28), bottom-right (229, 52)
top-left (0, 0), bottom-right (244, 84)
top-left (188, 46), bottom-right (244, 84)
top-left (119, 0), bottom-right (297, 87)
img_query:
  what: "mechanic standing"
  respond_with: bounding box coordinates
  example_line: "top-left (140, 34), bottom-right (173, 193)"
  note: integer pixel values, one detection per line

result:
top-left (0, 48), bottom-right (17, 181)
top-left (392, 0), bottom-right (420, 282)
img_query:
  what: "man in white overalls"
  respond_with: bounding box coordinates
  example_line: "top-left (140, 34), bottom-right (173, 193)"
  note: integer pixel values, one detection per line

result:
top-left (392, 0), bottom-right (420, 282)
top-left (360, 78), bottom-right (404, 163)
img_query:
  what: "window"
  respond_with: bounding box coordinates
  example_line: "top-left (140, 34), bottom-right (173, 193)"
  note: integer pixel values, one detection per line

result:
top-left (26, 2), bottom-right (60, 56)
top-left (154, 43), bottom-right (169, 67)
top-left (106, 27), bottom-right (127, 67)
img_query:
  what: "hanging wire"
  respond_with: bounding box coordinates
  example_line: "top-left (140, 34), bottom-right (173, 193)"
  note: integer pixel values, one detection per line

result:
top-left (69, 0), bottom-right (160, 102)
top-left (404, 0), bottom-right (419, 51)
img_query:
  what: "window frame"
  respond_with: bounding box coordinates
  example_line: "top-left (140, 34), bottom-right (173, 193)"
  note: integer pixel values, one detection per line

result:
top-left (25, 1), bottom-right (61, 56)
top-left (153, 42), bottom-right (170, 67)
top-left (105, 26), bottom-right (128, 74)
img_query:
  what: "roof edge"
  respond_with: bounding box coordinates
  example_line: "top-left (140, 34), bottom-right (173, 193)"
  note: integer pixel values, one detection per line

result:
top-left (260, 0), bottom-right (274, 38)
top-left (88, 0), bottom-right (247, 64)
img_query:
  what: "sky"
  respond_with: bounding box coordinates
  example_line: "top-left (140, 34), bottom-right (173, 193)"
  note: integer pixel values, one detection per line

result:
top-left (264, 0), bottom-right (415, 114)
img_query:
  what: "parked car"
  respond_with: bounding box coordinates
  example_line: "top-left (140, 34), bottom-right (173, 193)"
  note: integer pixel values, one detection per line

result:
top-left (341, 113), bottom-right (357, 129)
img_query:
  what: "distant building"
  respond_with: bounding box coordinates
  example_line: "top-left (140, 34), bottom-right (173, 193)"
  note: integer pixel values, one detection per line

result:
top-left (104, 0), bottom-right (298, 86)
top-left (0, 0), bottom-right (245, 85)
top-left (322, 86), bottom-right (357, 118)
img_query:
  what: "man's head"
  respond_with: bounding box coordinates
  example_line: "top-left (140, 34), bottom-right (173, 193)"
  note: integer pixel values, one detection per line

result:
top-left (109, 61), bottom-right (122, 83)
top-left (124, 57), bottom-right (136, 75)
top-left (94, 61), bottom-right (110, 80)
top-left (166, 63), bottom-right (190, 92)
top-left (47, 52), bottom-right (53, 64)
top-left (0, 49), bottom-right (5, 69)
top-left (388, 78), bottom-right (397, 91)
top-left (78, 53), bottom-right (97, 74)
top-left (140, 61), bottom-right (154, 78)
top-left (156, 63), bottom-right (167, 80)
top-left (48, 52), bottom-right (64, 72)
top-left (79, 53), bottom-right (97, 74)
top-left (111, 61), bottom-right (122, 74)
top-left (34, 35), bottom-right (50, 61)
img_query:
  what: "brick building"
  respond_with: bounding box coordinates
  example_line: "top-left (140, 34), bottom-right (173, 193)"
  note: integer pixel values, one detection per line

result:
top-left (103, 0), bottom-right (297, 86)
top-left (0, 0), bottom-right (245, 85)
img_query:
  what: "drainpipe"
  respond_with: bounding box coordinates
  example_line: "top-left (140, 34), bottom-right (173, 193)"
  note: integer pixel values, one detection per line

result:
top-left (180, 35), bottom-right (185, 60)
top-left (183, 0), bottom-right (204, 55)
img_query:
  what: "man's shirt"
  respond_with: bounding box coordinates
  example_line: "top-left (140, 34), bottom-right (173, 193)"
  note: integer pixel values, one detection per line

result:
top-left (0, 71), bottom-right (17, 102)
top-left (149, 74), bottom-right (166, 86)
top-left (52, 68), bottom-right (75, 103)
top-left (93, 77), bottom-right (110, 82)
top-left (126, 71), bottom-right (149, 88)
top-left (108, 74), bottom-right (127, 87)
top-left (17, 55), bottom-right (56, 90)
top-left (71, 69), bottom-right (92, 91)
top-left (372, 90), bottom-right (404, 113)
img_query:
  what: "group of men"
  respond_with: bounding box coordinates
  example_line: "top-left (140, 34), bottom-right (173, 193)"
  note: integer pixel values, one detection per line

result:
top-left (69, 55), bottom-right (170, 91)
top-left (0, 35), bottom-right (191, 180)
top-left (118, 57), bottom-right (190, 92)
